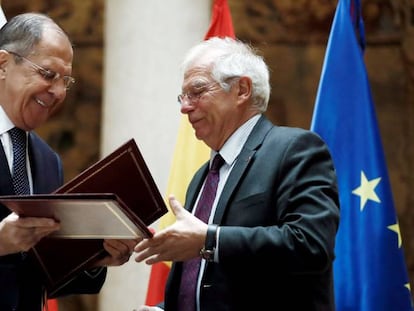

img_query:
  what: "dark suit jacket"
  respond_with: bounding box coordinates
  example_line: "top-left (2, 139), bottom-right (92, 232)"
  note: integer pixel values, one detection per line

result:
top-left (0, 131), bottom-right (106, 311)
top-left (163, 115), bottom-right (340, 311)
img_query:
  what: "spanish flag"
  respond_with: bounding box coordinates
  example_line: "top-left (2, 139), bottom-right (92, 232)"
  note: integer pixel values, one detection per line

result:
top-left (144, 0), bottom-right (235, 305)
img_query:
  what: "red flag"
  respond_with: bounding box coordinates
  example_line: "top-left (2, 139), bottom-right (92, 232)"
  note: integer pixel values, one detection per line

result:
top-left (144, 0), bottom-right (235, 306)
top-left (44, 299), bottom-right (58, 311)
top-left (204, 0), bottom-right (235, 40)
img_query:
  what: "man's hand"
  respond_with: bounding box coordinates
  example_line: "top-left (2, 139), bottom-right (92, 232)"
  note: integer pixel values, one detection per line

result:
top-left (134, 195), bottom-right (208, 264)
top-left (93, 238), bottom-right (140, 267)
top-left (0, 212), bottom-right (60, 256)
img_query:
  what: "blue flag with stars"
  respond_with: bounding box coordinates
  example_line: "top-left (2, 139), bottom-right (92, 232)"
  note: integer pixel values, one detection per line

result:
top-left (310, 0), bottom-right (413, 310)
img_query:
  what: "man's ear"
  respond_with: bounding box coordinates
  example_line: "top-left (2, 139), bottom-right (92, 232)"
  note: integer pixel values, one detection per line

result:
top-left (0, 50), bottom-right (9, 78)
top-left (237, 76), bottom-right (252, 103)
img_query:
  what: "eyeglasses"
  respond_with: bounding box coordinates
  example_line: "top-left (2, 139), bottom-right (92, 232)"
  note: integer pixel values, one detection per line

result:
top-left (7, 51), bottom-right (75, 90)
top-left (177, 82), bottom-right (217, 106)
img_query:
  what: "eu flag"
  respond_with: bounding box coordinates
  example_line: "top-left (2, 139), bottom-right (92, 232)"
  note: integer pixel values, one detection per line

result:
top-left (310, 0), bottom-right (413, 310)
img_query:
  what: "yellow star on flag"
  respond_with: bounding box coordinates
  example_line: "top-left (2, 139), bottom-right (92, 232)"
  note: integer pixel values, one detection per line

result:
top-left (388, 223), bottom-right (402, 248)
top-left (352, 171), bottom-right (381, 211)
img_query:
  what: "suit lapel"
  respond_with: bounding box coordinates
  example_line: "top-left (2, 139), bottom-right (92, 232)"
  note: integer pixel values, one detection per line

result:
top-left (213, 116), bottom-right (274, 224)
top-left (0, 142), bottom-right (14, 195)
top-left (27, 131), bottom-right (61, 194)
top-left (184, 116), bottom-right (274, 224)
top-left (212, 147), bottom-right (256, 223)
top-left (0, 142), bottom-right (14, 219)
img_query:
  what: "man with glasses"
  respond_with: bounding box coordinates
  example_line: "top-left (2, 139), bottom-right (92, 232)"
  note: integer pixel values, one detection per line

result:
top-left (0, 13), bottom-right (136, 311)
top-left (134, 37), bottom-right (340, 311)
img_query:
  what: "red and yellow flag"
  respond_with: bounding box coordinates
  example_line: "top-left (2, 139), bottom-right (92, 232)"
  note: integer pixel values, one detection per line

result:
top-left (144, 0), bottom-right (235, 305)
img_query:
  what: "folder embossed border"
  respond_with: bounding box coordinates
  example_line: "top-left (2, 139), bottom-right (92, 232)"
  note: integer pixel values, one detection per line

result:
top-left (0, 193), bottom-right (151, 239)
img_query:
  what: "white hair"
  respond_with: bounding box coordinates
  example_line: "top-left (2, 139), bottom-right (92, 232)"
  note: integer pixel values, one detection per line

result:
top-left (181, 37), bottom-right (271, 112)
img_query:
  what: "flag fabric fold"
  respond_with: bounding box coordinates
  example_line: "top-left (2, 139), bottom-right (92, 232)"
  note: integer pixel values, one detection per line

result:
top-left (204, 0), bottom-right (235, 40)
top-left (144, 0), bottom-right (235, 305)
top-left (310, 0), bottom-right (413, 310)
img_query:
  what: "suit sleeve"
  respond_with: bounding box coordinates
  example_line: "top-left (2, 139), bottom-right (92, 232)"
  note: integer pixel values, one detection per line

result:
top-left (218, 129), bottom-right (340, 274)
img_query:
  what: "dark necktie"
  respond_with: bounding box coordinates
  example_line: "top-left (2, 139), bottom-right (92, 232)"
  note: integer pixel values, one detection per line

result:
top-left (9, 127), bottom-right (30, 195)
top-left (177, 154), bottom-right (225, 311)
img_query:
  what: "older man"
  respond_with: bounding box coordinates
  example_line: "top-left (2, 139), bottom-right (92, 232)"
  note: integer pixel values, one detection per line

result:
top-left (135, 37), bottom-right (340, 311)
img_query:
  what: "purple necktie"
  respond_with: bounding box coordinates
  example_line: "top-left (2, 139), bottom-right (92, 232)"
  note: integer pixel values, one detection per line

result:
top-left (177, 154), bottom-right (225, 311)
top-left (9, 127), bottom-right (30, 195)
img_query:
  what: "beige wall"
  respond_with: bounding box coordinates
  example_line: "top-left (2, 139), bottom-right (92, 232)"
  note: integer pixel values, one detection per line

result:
top-left (99, 1), bottom-right (210, 309)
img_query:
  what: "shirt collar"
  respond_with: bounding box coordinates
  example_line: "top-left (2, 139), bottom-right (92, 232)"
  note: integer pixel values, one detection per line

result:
top-left (212, 114), bottom-right (261, 167)
top-left (0, 105), bottom-right (15, 136)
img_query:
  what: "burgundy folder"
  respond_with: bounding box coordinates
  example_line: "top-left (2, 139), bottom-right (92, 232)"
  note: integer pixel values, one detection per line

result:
top-left (0, 139), bottom-right (167, 295)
